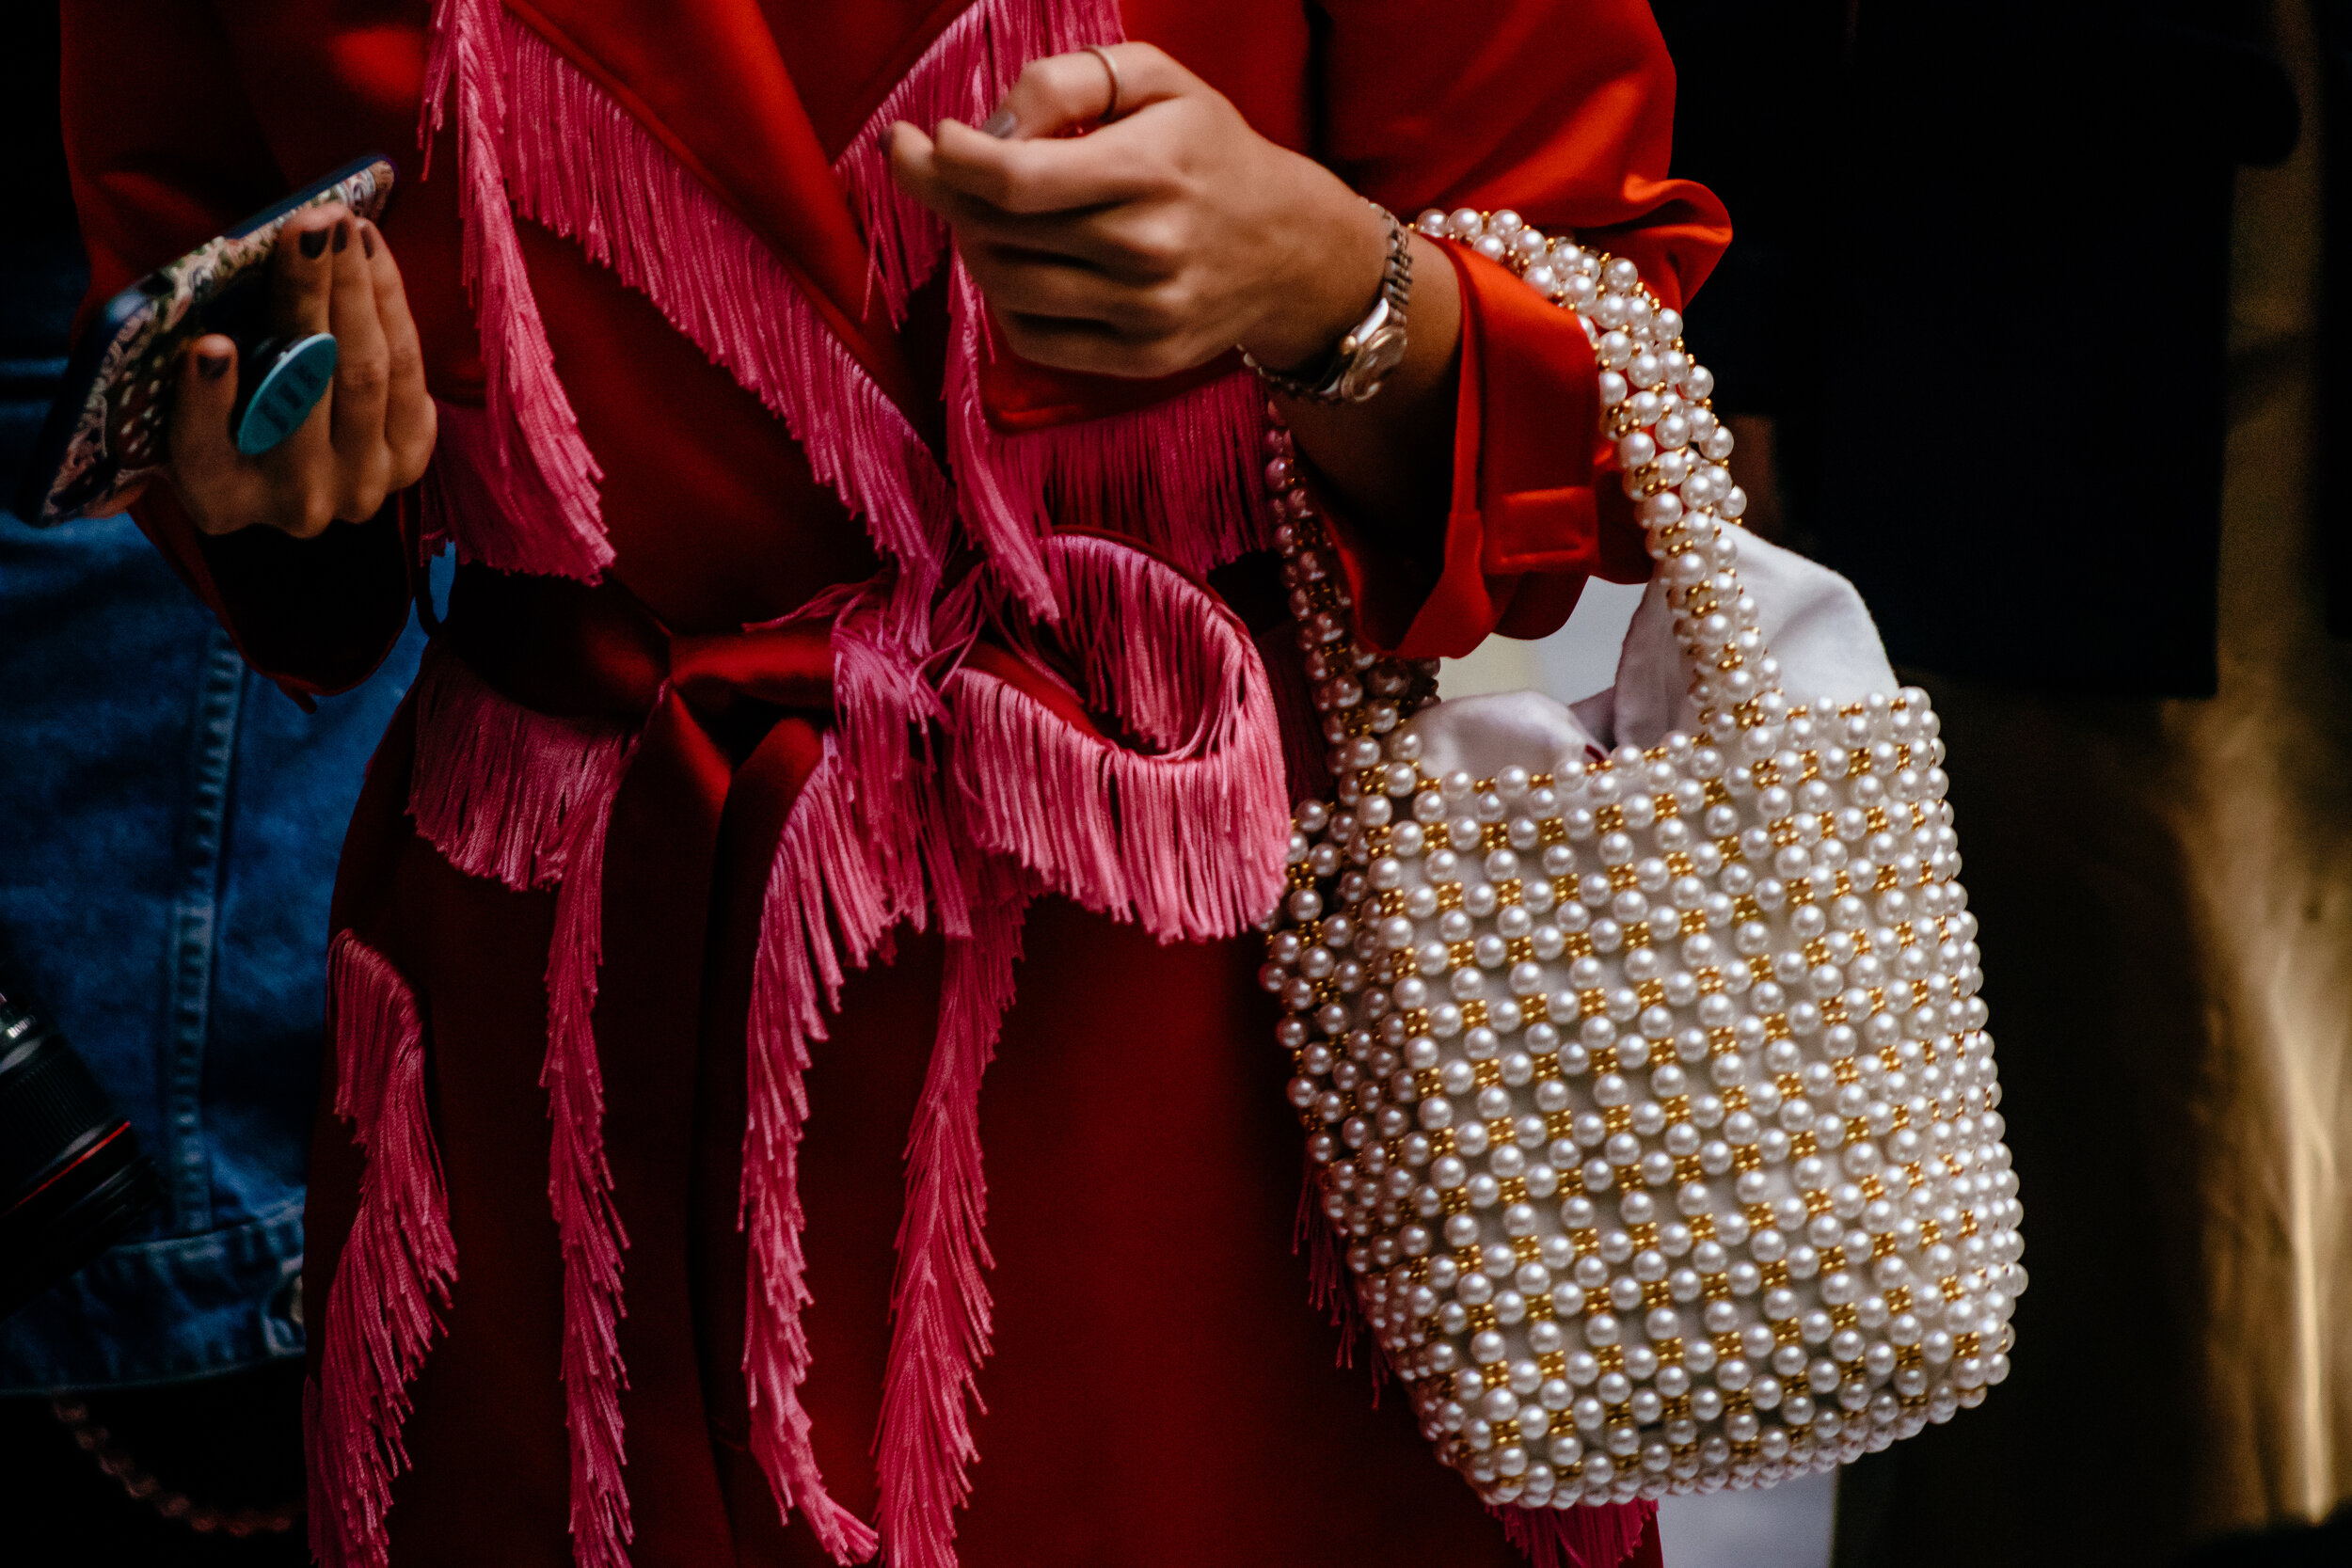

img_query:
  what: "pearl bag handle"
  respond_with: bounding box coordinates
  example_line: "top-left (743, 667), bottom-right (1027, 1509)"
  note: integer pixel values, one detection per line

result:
top-left (1271, 208), bottom-right (1823, 784)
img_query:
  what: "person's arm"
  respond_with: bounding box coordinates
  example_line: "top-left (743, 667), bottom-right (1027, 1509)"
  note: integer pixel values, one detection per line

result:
top-left (886, 2), bottom-right (1729, 657)
top-left (884, 46), bottom-right (1461, 544)
top-left (61, 0), bottom-right (432, 697)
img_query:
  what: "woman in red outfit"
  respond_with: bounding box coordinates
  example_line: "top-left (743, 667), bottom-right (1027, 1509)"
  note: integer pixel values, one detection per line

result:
top-left (61, 3), bottom-right (1724, 1565)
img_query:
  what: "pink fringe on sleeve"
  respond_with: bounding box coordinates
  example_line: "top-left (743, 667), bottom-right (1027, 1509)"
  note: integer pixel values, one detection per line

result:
top-left (420, 0), bottom-right (611, 582)
top-left (310, 933), bottom-right (456, 1568)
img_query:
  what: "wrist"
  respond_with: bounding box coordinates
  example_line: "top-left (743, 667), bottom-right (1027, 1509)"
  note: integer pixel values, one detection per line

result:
top-left (1236, 179), bottom-right (1392, 372)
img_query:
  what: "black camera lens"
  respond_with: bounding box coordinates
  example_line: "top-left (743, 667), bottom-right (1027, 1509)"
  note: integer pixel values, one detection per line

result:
top-left (0, 952), bottom-right (160, 1322)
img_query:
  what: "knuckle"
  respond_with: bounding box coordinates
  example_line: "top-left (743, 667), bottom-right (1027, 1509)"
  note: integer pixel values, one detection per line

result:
top-left (392, 449), bottom-right (434, 491)
top-left (1128, 214), bottom-right (1184, 267)
top-left (985, 153), bottom-right (1045, 213)
top-left (280, 476), bottom-right (334, 538)
top-left (1150, 277), bottom-right (1197, 325)
top-left (1027, 55), bottom-right (1084, 108)
top-left (339, 354), bottom-right (390, 401)
top-left (1124, 287), bottom-right (1181, 337)
top-left (392, 410), bottom-right (438, 485)
top-left (342, 484), bottom-right (389, 523)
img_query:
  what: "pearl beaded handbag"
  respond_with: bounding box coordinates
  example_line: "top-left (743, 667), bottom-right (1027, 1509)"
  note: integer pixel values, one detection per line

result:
top-left (1256, 208), bottom-right (2025, 1512)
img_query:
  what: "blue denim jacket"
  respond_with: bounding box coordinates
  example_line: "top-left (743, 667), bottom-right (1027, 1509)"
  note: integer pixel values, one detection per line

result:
top-left (0, 508), bottom-right (428, 1390)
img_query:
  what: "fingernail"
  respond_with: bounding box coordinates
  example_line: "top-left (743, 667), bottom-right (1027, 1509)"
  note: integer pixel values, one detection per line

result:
top-left (359, 223), bottom-right (377, 261)
top-left (198, 350), bottom-right (230, 381)
top-left (298, 227), bottom-right (328, 260)
top-left (981, 107), bottom-right (1017, 138)
top-left (333, 219), bottom-right (350, 253)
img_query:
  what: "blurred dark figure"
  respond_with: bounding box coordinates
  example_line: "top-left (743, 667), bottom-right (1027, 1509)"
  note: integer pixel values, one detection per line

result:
top-left (1657, 0), bottom-right (2299, 696)
top-left (1650, 3), bottom-right (2333, 1567)
top-left (1, 7), bottom-right (82, 486)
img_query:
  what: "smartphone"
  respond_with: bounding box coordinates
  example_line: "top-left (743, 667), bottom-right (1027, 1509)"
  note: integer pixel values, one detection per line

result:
top-left (11, 154), bottom-right (398, 529)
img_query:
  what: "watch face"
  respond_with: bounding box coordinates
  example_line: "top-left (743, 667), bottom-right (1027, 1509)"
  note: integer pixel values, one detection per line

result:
top-left (1342, 323), bottom-right (1409, 401)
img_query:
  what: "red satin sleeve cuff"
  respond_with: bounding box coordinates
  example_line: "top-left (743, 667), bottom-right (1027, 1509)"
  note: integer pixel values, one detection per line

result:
top-left (128, 485), bottom-right (421, 701)
top-left (1327, 240), bottom-right (1652, 661)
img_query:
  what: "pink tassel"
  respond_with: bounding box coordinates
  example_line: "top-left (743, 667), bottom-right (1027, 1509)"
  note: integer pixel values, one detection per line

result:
top-left (405, 646), bottom-right (633, 893)
top-left (1494, 1499), bottom-right (1659, 1568)
top-left (833, 0), bottom-right (1118, 322)
top-left (873, 875), bottom-right (1029, 1568)
top-left (1256, 621), bottom-right (1333, 804)
top-left (945, 534), bottom-right (1290, 942)
top-left (488, 13), bottom-right (955, 595)
top-left (420, 0), bottom-right (611, 582)
top-left (310, 933), bottom-right (456, 1568)
top-left (1294, 1162), bottom-right (1371, 1374)
top-left (405, 647), bottom-right (638, 1568)
top-left (741, 746), bottom-right (902, 1563)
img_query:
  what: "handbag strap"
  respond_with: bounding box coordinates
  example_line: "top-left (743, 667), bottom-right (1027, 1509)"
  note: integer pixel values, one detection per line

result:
top-left (1266, 211), bottom-right (1922, 813)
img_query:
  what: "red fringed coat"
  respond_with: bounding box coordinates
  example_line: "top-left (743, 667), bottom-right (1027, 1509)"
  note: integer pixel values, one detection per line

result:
top-left (62, 2), bottom-right (1726, 1565)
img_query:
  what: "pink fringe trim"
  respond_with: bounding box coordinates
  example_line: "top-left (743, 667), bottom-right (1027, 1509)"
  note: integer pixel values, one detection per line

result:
top-left (311, 933), bottom-right (456, 1568)
top-left (944, 263), bottom-right (1270, 616)
top-left (741, 746), bottom-right (899, 1563)
top-left (833, 0), bottom-right (1115, 322)
top-left (873, 877), bottom-right (1028, 1568)
top-left (1495, 1499), bottom-right (1658, 1568)
top-left (408, 5), bottom-right (1312, 1559)
top-left (487, 9), bottom-right (954, 595)
top-left (945, 534), bottom-right (1289, 942)
top-left (405, 646), bottom-right (637, 1566)
top-left (421, 0), bottom-right (611, 582)
top-left (406, 645), bottom-right (632, 893)
top-left (540, 734), bottom-right (637, 1567)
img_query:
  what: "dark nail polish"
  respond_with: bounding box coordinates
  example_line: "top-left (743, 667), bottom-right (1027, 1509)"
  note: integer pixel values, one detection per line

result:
top-left (297, 227), bottom-right (328, 260)
top-left (333, 219), bottom-right (350, 253)
top-left (981, 107), bottom-right (1017, 138)
top-left (197, 351), bottom-right (230, 381)
top-left (360, 224), bottom-right (377, 260)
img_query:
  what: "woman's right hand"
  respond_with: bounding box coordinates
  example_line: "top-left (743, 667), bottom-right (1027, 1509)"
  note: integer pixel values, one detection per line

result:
top-left (163, 202), bottom-right (436, 538)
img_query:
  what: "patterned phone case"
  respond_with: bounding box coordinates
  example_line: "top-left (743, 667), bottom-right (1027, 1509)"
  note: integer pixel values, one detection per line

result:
top-left (14, 156), bottom-right (396, 528)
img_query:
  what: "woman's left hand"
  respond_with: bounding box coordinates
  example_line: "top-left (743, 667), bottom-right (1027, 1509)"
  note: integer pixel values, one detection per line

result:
top-left (885, 43), bottom-right (1393, 381)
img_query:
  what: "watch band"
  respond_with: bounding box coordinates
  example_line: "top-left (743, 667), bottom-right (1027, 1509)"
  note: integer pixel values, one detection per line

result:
top-left (1244, 204), bottom-right (1414, 406)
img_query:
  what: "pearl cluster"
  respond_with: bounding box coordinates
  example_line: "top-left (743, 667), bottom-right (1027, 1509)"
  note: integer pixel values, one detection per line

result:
top-left (1256, 211), bottom-right (2023, 1512)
